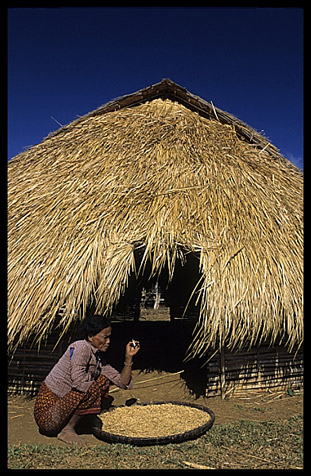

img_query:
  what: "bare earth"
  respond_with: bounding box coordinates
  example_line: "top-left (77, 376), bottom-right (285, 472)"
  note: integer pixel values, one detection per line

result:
top-left (8, 368), bottom-right (303, 447)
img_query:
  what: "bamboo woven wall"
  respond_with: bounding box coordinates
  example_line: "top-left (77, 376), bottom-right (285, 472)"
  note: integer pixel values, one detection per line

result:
top-left (8, 331), bottom-right (73, 395)
top-left (8, 337), bottom-right (303, 397)
top-left (205, 346), bottom-right (303, 398)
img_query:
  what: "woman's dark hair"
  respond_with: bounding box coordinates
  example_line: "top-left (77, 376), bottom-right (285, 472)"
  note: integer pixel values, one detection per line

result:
top-left (76, 314), bottom-right (112, 340)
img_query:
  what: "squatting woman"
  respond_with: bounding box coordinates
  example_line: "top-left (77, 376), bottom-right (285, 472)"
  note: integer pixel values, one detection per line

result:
top-left (34, 314), bottom-right (140, 445)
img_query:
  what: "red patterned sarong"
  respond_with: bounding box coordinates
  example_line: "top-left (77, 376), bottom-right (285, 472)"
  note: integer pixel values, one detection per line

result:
top-left (34, 374), bottom-right (110, 435)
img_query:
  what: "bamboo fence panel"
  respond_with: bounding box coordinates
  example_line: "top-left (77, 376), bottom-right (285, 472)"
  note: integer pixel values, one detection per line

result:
top-left (205, 345), bottom-right (303, 398)
top-left (8, 335), bottom-right (303, 397)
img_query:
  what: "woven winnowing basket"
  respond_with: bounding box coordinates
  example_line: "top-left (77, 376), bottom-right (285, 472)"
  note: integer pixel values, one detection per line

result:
top-left (92, 401), bottom-right (215, 446)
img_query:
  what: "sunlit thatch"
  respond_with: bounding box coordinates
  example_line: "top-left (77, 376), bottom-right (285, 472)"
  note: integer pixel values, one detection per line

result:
top-left (8, 79), bottom-right (303, 357)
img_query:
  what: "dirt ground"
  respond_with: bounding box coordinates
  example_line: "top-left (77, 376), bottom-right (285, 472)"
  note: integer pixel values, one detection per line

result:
top-left (8, 368), bottom-right (303, 447)
top-left (8, 310), bottom-right (303, 448)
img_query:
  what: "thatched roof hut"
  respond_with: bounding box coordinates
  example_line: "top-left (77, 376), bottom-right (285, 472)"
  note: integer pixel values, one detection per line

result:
top-left (8, 79), bottom-right (303, 360)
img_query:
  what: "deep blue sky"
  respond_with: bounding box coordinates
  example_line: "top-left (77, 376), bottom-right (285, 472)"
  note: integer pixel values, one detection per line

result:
top-left (8, 7), bottom-right (303, 170)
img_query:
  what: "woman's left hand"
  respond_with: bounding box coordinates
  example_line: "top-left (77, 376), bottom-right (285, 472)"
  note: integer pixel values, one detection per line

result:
top-left (121, 340), bottom-right (140, 386)
top-left (125, 340), bottom-right (140, 358)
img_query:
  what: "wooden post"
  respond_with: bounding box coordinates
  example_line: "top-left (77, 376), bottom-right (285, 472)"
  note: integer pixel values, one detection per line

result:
top-left (220, 346), bottom-right (226, 399)
top-left (153, 281), bottom-right (160, 310)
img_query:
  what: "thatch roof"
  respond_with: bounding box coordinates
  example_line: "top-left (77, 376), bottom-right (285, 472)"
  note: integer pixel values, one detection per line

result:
top-left (8, 79), bottom-right (303, 357)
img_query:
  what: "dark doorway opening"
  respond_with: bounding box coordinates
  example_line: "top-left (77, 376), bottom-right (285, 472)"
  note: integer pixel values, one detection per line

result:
top-left (106, 249), bottom-right (207, 397)
top-left (112, 249), bottom-right (203, 323)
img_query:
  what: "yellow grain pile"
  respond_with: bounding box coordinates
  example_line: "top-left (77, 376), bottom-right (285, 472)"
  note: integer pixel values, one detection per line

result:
top-left (98, 403), bottom-right (211, 438)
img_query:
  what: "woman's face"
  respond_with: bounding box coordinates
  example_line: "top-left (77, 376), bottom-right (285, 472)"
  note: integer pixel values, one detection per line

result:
top-left (88, 326), bottom-right (112, 352)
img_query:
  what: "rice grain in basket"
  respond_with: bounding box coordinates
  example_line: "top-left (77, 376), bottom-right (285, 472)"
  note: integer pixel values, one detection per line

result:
top-left (99, 403), bottom-right (212, 438)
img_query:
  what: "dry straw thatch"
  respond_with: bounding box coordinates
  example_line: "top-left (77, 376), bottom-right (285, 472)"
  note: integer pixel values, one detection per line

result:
top-left (8, 79), bottom-right (303, 357)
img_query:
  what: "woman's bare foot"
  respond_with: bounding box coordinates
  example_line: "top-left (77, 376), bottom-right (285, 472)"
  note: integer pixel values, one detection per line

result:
top-left (57, 413), bottom-right (85, 445)
top-left (57, 428), bottom-right (85, 445)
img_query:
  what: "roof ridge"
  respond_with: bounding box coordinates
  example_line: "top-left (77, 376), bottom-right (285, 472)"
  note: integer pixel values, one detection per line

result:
top-left (45, 79), bottom-right (283, 161)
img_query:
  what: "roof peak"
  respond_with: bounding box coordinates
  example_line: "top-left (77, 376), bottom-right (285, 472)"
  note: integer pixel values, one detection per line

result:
top-left (94, 78), bottom-right (212, 117)
top-left (46, 79), bottom-right (284, 161)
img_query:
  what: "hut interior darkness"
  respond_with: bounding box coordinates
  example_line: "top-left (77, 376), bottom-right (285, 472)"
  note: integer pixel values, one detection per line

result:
top-left (113, 249), bottom-right (202, 321)
top-left (8, 79), bottom-right (303, 396)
